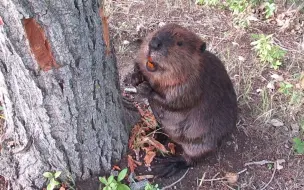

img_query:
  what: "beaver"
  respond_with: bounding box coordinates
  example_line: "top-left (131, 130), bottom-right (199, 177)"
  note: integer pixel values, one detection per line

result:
top-left (130, 23), bottom-right (238, 177)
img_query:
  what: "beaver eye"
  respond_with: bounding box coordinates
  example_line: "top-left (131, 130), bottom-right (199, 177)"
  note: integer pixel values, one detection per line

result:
top-left (177, 41), bottom-right (183, 46)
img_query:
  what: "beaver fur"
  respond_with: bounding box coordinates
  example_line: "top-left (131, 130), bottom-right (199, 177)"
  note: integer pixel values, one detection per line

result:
top-left (131, 23), bottom-right (237, 177)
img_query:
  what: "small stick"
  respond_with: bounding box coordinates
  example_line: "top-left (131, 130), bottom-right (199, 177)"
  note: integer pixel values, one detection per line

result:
top-left (197, 172), bottom-right (206, 188)
top-left (198, 168), bottom-right (247, 184)
top-left (198, 177), bottom-right (226, 182)
top-left (244, 160), bottom-right (274, 167)
top-left (221, 181), bottom-right (235, 190)
top-left (260, 162), bottom-right (277, 190)
top-left (237, 168), bottom-right (247, 175)
top-left (161, 168), bottom-right (190, 190)
top-left (211, 172), bottom-right (220, 187)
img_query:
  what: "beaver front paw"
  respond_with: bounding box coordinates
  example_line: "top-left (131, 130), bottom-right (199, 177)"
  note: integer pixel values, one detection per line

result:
top-left (136, 81), bottom-right (153, 96)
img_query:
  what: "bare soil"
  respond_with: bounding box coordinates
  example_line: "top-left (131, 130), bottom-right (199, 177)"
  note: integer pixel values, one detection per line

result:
top-left (106, 0), bottom-right (304, 189)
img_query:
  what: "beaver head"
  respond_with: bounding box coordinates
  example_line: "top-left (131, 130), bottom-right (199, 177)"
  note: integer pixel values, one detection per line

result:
top-left (135, 23), bottom-right (207, 91)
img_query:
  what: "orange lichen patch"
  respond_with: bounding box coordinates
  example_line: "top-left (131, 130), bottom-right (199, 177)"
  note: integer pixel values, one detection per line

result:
top-left (23, 18), bottom-right (58, 71)
top-left (99, 8), bottom-right (111, 55)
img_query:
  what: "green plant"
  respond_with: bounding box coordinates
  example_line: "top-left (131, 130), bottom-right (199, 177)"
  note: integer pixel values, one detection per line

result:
top-left (43, 171), bottom-right (62, 190)
top-left (251, 34), bottom-right (286, 69)
top-left (261, 87), bottom-right (271, 112)
top-left (279, 82), bottom-right (293, 95)
top-left (226, 0), bottom-right (249, 14)
top-left (293, 137), bottom-right (304, 154)
top-left (267, 163), bottom-right (273, 170)
top-left (290, 91), bottom-right (303, 105)
top-left (145, 183), bottom-right (160, 190)
top-left (99, 168), bottom-right (130, 190)
top-left (263, 2), bottom-right (276, 19)
top-left (232, 15), bottom-right (250, 28)
top-left (196, 0), bottom-right (219, 6)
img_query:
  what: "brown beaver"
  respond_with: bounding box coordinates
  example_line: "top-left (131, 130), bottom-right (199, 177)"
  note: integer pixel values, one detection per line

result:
top-left (130, 23), bottom-right (237, 177)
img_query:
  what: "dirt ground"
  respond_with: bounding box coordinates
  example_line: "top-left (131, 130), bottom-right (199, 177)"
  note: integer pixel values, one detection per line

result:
top-left (106, 0), bottom-right (304, 189)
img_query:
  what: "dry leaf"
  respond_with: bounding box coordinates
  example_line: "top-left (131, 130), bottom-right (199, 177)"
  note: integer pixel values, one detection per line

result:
top-left (142, 111), bottom-right (158, 128)
top-left (225, 172), bottom-right (239, 184)
top-left (269, 119), bottom-right (284, 127)
top-left (267, 81), bottom-right (275, 91)
top-left (142, 146), bottom-right (155, 153)
top-left (112, 165), bottom-right (121, 171)
top-left (141, 137), bottom-right (169, 153)
top-left (128, 155), bottom-right (138, 173)
top-left (247, 15), bottom-right (259, 21)
top-left (271, 74), bottom-right (284, 82)
top-left (291, 123), bottom-right (300, 135)
top-left (275, 159), bottom-right (285, 170)
top-left (129, 124), bottom-right (142, 149)
top-left (144, 151), bottom-right (156, 166)
top-left (168, 143), bottom-right (176, 154)
top-left (60, 183), bottom-right (67, 190)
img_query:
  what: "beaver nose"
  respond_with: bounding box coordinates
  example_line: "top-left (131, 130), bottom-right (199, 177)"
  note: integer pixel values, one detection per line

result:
top-left (149, 37), bottom-right (162, 50)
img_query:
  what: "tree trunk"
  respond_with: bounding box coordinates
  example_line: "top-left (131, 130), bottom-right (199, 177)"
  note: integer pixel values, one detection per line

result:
top-left (0, 0), bottom-right (136, 189)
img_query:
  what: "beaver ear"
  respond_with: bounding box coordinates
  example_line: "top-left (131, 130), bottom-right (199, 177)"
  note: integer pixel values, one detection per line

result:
top-left (200, 42), bottom-right (206, 52)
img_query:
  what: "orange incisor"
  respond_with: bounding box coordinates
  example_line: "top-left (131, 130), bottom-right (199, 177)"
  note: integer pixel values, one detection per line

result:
top-left (146, 56), bottom-right (155, 70)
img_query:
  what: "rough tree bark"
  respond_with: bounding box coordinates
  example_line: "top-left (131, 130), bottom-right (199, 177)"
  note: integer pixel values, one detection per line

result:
top-left (0, 0), bottom-right (136, 189)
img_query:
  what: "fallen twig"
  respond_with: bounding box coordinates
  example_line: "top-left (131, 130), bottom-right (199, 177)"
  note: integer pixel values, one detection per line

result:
top-left (260, 161), bottom-right (277, 190)
top-left (244, 159), bottom-right (285, 190)
top-left (196, 168), bottom-right (247, 189)
top-left (161, 168), bottom-right (189, 190)
top-left (211, 172), bottom-right (220, 187)
top-left (237, 168), bottom-right (247, 175)
top-left (221, 181), bottom-right (236, 190)
top-left (135, 174), bottom-right (154, 181)
top-left (244, 160), bottom-right (274, 167)
top-left (197, 172), bottom-right (206, 189)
